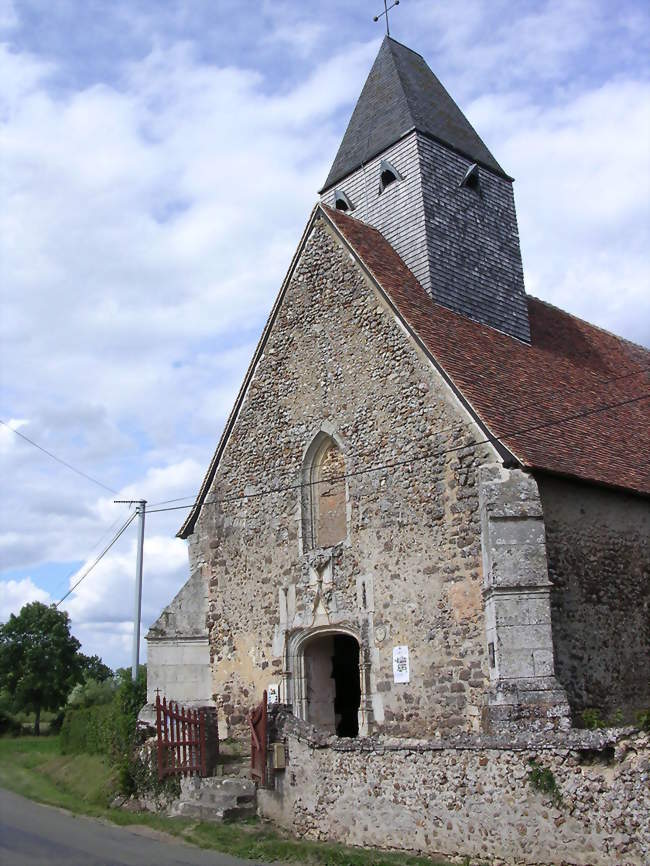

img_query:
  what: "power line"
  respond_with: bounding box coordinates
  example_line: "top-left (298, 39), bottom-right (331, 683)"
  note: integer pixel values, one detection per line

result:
top-left (50, 390), bottom-right (649, 607)
top-left (145, 365), bottom-right (650, 510)
top-left (55, 512), bottom-right (137, 608)
top-left (145, 392), bottom-right (649, 517)
top-left (0, 419), bottom-right (117, 494)
top-left (48, 507), bottom-right (134, 601)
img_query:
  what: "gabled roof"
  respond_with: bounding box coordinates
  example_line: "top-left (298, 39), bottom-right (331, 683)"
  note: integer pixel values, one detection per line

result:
top-left (325, 206), bottom-right (650, 497)
top-left (322, 37), bottom-right (506, 192)
top-left (179, 204), bottom-right (649, 538)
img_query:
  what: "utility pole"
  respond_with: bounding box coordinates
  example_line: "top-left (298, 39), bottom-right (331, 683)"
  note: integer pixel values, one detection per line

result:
top-left (114, 498), bottom-right (147, 681)
top-left (131, 500), bottom-right (146, 681)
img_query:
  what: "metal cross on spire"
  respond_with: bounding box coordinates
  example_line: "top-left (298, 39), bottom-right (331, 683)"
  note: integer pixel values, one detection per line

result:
top-left (373, 0), bottom-right (400, 37)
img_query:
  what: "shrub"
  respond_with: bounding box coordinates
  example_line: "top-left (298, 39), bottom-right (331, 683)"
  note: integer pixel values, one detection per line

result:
top-left (49, 708), bottom-right (66, 734)
top-left (0, 707), bottom-right (21, 736)
top-left (581, 708), bottom-right (607, 729)
top-left (609, 708), bottom-right (624, 727)
top-left (68, 676), bottom-right (116, 709)
top-left (582, 707), bottom-right (628, 729)
top-left (527, 760), bottom-right (562, 807)
top-left (60, 703), bottom-right (112, 754)
top-left (59, 666), bottom-right (149, 796)
top-left (636, 709), bottom-right (650, 731)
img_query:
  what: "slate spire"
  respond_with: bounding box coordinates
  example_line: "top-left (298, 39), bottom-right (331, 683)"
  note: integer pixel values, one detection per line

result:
top-left (320, 37), bottom-right (531, 344)
top-left (322, 37), bottom-right (505, 193)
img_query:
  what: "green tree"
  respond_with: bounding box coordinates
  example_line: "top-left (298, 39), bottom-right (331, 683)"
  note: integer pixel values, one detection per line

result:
top-left (0, 602), bottom-right (84, 734)
top-left (79, 653), bottom-right (113, 682)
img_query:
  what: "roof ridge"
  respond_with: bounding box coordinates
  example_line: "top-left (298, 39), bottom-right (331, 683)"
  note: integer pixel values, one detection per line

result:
top-left (323, 205), bottom-right (532, 342)
top-left (385, 38), bottom-right (417, 124)
top-left (529, 295), bottom-right (650, 356)
top-left (385, 35), bottom-right (425, 59)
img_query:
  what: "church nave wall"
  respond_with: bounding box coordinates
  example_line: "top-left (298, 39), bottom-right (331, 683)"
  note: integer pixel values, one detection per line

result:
top-left (188, 219), bottom-right (498, 740)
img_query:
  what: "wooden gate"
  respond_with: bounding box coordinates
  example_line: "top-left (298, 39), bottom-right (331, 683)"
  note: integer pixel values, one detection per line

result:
top-left (249, 690), bottom-right (267, 786)
top-left (155, 693), bottom-right (214, 780)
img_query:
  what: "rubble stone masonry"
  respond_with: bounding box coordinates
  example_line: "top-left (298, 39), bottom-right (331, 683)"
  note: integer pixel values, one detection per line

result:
top-left (188, 217), bottom-right (498, 739)
top-left (259, 710), bottom-right (650, 866)
top-left (540, 476), bottom-right (650, 721)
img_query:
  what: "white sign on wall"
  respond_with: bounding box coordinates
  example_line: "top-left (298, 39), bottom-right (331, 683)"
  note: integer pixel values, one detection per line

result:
top-left (392, 645), bottom-right (410, 684)
top-left (267, 683), bottom-right (279, 704)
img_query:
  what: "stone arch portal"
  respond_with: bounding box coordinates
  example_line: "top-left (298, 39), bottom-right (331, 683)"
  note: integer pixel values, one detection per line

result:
top-left (288, 628), bottom-right (363, 737)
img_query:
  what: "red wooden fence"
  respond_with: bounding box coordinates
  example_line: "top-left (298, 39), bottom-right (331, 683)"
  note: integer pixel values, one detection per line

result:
top-left (249, 690), bottom-right (267, 786)
top-left (155, 694), bottom-right (211, 780)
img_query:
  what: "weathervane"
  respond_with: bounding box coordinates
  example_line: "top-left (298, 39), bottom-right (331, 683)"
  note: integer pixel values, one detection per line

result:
top-left (373, 0), bottom-right (400, 37)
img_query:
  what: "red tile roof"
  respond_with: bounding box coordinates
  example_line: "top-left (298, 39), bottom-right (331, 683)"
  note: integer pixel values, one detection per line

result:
top-left (324, 205), bottom-right (650, 497)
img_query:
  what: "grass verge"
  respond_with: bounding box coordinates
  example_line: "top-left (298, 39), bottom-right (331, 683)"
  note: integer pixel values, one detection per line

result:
top-left (0, 736), bottom-right (450, 866)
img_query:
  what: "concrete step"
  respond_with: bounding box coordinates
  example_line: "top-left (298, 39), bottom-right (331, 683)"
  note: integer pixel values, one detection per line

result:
top-left (214, 759), bottom-right (251, 778)
top-left (172, 774), bottom-right (257, 823)
top-left (189, 790), bottom-right (255, 808)
top-left (180, 776), bottom-right (255, 796)
top-left (170, 800), bottom-right (257, 823)
top-left (220, 804), bottom-right (257, 822)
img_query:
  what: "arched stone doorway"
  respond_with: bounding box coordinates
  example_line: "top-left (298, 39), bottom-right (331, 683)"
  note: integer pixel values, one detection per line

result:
top-left (289, 628), bottom-right (362, 737)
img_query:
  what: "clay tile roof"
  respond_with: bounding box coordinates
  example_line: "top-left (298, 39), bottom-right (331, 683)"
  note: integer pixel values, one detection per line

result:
top-left (323, 205), bottom-right (650, 497)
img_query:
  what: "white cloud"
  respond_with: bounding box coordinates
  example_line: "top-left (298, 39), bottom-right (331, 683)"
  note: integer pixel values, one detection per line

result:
top-left (469, 79), bottom-right (650, 344)
top-left (265, 19), bottom-right (326, 58)
top-left (0, 417), bottom-right (28, 453)
top-left (1, 3), bottom-right (648, 668)
top-left (64, 534), bottom-right (187, 624)
top-left (0, 577), bottom-right (51, 621)
top-left (59, 533), bottom-right (189, 668)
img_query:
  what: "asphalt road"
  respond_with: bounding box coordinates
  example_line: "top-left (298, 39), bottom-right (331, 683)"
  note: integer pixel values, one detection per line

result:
top-left (0, 788), bottom-right (263, 866)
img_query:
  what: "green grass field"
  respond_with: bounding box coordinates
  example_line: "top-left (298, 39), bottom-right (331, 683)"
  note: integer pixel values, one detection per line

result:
top-left (0, 736), bottom-right (450, 866)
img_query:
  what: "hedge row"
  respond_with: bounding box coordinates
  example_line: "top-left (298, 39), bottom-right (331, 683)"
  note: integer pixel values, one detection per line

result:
top-left (59, 668), bottom-right (151, 795)
top-left (59, 703), bottom-right (114, 754)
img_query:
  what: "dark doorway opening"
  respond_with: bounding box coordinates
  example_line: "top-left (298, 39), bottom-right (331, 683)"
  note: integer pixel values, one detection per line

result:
top-left (332, 634), bottom-right (360, 737)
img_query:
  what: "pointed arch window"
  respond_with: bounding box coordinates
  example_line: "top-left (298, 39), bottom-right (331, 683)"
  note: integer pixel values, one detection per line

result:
top-left (301, 433), bottom-right (347, 551)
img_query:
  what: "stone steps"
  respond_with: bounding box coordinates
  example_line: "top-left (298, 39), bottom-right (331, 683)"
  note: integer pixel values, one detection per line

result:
top-left (213, 757), bottom-right (251, 778)
top-left (169, 774), bottom-right (257, 823)
top-left (172, 801), bottom-right (257, 822)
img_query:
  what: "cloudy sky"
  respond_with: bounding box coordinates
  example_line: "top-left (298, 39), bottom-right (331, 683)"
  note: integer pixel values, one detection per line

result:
top-left (1, 0), bottom-right (649, 670)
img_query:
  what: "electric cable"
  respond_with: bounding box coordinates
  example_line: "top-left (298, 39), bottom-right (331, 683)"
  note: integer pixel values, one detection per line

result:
top-left (145, 391), bottom-right (649, 516)
top-left (0, 419), bottom-right (117, 494)
top-left (48, 507), bottom-right (134, 601)
top-left (55, 512), bottom-right (137, 608)
top-left (146, 366), bottom-right (650, 510)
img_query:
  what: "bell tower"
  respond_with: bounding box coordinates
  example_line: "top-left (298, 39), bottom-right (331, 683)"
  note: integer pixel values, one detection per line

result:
top-left (320, 37), bottom-right (531, 344)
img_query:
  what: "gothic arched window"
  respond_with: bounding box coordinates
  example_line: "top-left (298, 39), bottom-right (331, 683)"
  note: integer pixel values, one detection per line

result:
top-left (301, 434), bottom-right (347, 551)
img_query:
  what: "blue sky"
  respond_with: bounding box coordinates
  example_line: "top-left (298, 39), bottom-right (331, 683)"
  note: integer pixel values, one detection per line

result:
top-left (1, 0), bottom-right (649, 669)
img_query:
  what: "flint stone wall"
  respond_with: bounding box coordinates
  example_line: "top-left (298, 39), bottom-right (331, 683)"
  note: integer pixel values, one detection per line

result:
top-left (539, 476), bottom-right (650, 721)
top-left (189, 218), bottom-right (497, 739)
top-left (259, 711), bottom-right (649, 866)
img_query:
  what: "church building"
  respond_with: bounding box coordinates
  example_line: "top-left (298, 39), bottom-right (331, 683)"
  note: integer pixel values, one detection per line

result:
top-left (146, 37), bottom-right (649, 746)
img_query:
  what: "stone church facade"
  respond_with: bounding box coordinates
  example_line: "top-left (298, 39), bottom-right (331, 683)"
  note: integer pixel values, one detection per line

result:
top-left (146, 36), bottom-right (649, 864)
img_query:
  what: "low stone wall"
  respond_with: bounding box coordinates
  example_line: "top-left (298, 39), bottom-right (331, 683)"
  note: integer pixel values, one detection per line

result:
top-left (258, 712), bottom-right (649, 866)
